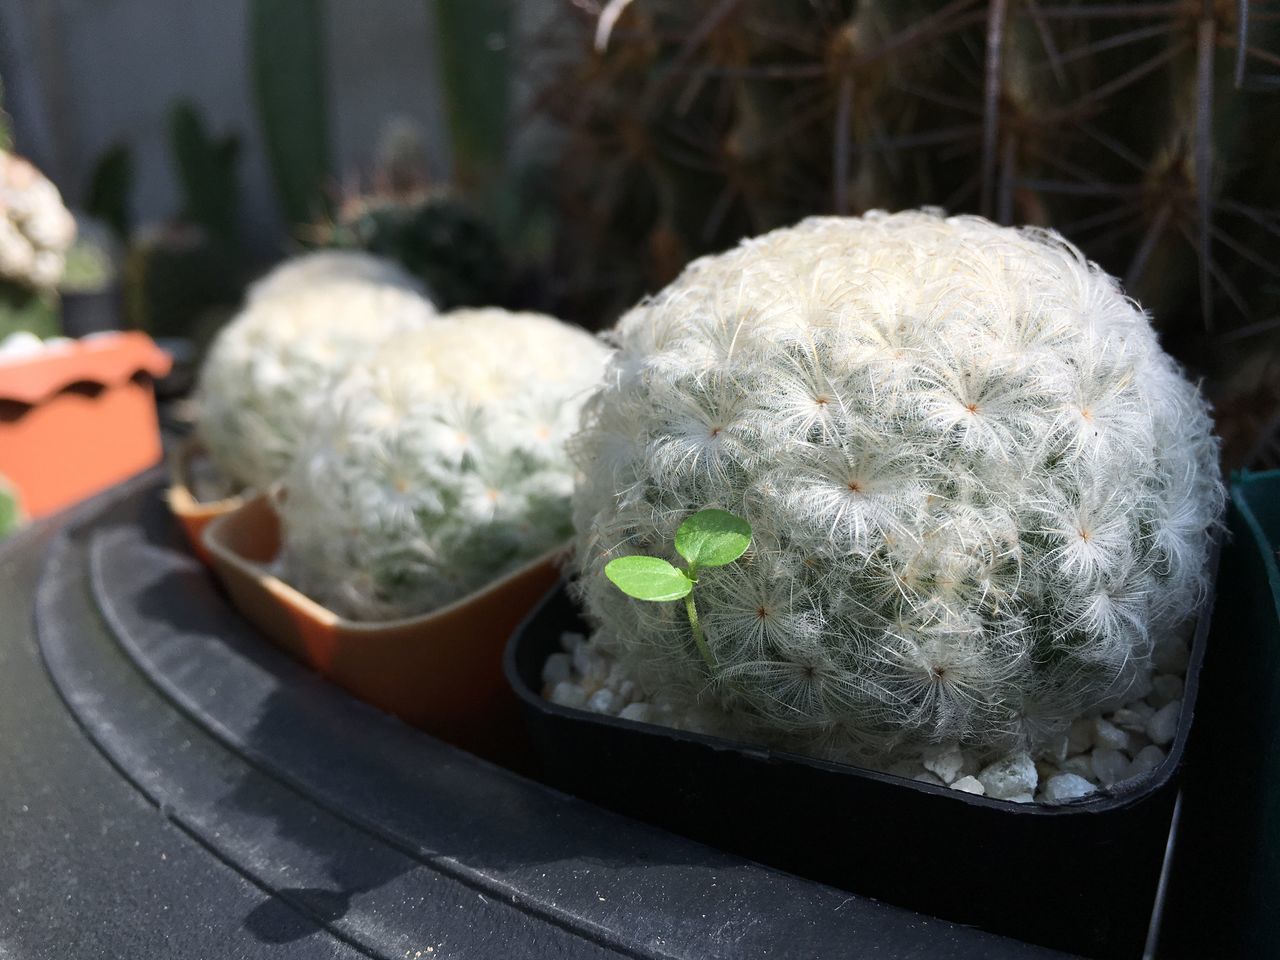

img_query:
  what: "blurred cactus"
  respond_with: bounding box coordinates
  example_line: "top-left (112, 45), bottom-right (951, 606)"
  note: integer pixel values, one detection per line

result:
top-left (123, 223), bottom-right (240, 342)
top-left (250, 0), bottom-right (331, 225)
top-left (432, 0), bottom-right (512, 199)
top-left (59, 215), bottom-right (120, 294)
top-left (308, 121), bottom-right (509, 308)
top-left (85, 145), bottom-right (133, 241)
top-left (0, 78), bottom-right (12, 152)
top-left (0, 285), bottom-right (58, 340)
top-left (324, 195), bottom-right (507, 309)
top-left (0, 149), bottom-right (76, 338)
top-left (169, 100), bottom-right (241, 242)
top-left (0, 473), bottom-right (22, 542)
top-left (530, 0), bottom-right (1280, 377)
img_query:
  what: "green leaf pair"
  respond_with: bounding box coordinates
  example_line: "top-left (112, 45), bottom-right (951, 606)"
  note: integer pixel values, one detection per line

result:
top-left (605, 508), bottom-right (751, 601)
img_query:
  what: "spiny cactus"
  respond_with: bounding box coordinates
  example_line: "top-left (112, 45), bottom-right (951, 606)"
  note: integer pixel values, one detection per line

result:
top-left (195, 261), bottom-right (437, 493)
top-left (335, 196), bottom-right (509, 310)
top-left (531, 1), bottom-right (1280, 382)
top-left (280, 308), bottom-right (608, 620)
top-left (572, 209), bottom-right (1223, 759)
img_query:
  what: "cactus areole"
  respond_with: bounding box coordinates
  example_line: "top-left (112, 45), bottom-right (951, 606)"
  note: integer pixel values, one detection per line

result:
top-left (572, 209), bottom-right (1223, 758)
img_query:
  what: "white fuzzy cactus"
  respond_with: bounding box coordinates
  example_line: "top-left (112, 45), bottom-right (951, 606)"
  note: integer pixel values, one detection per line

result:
top-left (280, 308), bottom-right (609, 620)
top-left (0, 150), bottom-right (76, 289)
top-left (572, 209), bottom-right (1222, 759)
top-left (246, 249), bottom-right (428, 305)
top-left (196, 271), bottom-right (437, 492)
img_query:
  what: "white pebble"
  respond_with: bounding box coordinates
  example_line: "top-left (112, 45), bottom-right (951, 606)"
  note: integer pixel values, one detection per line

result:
top-left (541, 652), bottom-right (572, 687)
top-left (0, 331), bottom-right (45, 360)
top-left (950, 776), bottom-right (985, 796)
top-left (977, 752), bottom-right (1038, 800)
top-left (548, 680), bottom-right (587, 710)
top-left (1092, 718), bottom-right (1129, 751)
top-left (922, 743), bottom-right (966, 784)
top-left (587, 688), bottom-right (621, 715)
top-left (617, 680), bottom-right (637, 703)
top-left (1006, 793), bottom-right (1035, 804)
top-left (1149, 674), bottom-right (1184, 708)
top-left (1043, 732), bottom-right (1070, 764)
top-left (572, 643), bottom-right (608, 683)
top-left (618, 702), bottom-right (655, 724)
top-left (1091, 748), bottom-right (1131, 786)
top-left (1043, 773), bottom-right (1097, 803)
top-left (913, 771), bottom-right (945, 787)
top-left (1129, 745), bottom-right (1167, 778)
top-left (559, 631), bottom-right (586, 654)
top-left (1068, 718), bottom-right (1094, 754)
top-left (1110, 704), bottom-right (1153, 732)
top-left (1146, 701), bottom-right (1181, 747)
top-left (1060, 755), bottom-right (1095, 780)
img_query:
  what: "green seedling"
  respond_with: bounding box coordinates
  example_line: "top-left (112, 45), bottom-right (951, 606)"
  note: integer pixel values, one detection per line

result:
top-left (605, 508), bottom-right (751, 669)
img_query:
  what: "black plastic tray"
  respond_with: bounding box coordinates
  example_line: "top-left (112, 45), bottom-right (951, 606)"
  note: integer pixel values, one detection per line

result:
top-left (3, 471), bottom-right (1072, 959)
top-left (506, 578), bottom-right (1217, 960)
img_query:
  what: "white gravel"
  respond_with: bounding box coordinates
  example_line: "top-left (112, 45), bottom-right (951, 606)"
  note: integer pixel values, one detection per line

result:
top-left (542, 628), bottom-right (1190, 806)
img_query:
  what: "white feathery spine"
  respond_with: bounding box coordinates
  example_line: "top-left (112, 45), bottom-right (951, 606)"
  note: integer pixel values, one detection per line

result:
top-left (571, 209), bottom-right (1223, 758)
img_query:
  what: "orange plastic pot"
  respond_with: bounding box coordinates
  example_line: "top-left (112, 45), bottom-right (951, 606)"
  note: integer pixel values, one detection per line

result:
top-left (202, 494), bottom-right (562, 763)
top-left (0, 332), bottom-right (171, 518)
top-left (165, 438), bottom-right (246, 567)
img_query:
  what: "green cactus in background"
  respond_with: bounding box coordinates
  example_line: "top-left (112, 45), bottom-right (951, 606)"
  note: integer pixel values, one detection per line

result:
top-left (85, 144), bottom-right (134, 241)
top-left (324, 195), bottom-right (508, 309)
top-left (169, 100), bottom-right (241, 243)
top-left (305, 120), bottom-right (510, 308)
top-left (0, 474), bottom-right (22, 542)
top-left (431, 0), bottom-right (512, 201)
top-left (0, 285), bottom-right (58, 340)
top-left (123, 223), bottom-right (240, 343)
top-left (250, 0), bottom-right (331, 226)
top-left (0, 78), bottom-right (12, 152)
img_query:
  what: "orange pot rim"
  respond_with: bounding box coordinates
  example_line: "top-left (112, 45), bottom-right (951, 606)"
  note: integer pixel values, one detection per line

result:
top-left (165, 437), bottom-right (248, 518)
top-left (202, 492), bottom-right (569, 631)
top-left (0, 331), bottom-right (171, 406)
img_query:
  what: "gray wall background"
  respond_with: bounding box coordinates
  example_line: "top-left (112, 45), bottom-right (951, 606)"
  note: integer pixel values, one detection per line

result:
top-left (0, 0), bottom-right (456, 257)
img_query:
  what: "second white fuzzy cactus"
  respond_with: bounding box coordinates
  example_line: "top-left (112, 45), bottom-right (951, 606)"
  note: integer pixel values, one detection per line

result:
top-left (574, 209), bottom-right (1223, 759)
top-left (195, 253), bottom-right (438, 493)
top-left (280, 308), bottom-right (609, 620)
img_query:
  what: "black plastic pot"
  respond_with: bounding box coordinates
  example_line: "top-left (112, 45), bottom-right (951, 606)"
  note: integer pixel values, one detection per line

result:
top-left (1158, 470), bottom-right (1280, 958)
top-left (506, 579), bottom-right (1218, 960)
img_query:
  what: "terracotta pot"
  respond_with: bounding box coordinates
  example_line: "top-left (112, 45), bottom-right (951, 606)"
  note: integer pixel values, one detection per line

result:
top-left (202, 494), bottom-right (562, 763)
top-left (0, 332), bottom-right (171, 518)
top-left (165, 438), bottom-right (246, 567)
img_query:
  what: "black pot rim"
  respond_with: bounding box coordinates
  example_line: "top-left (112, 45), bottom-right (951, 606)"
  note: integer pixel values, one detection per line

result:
top-left (504, 537), bottom-right (1220, 817)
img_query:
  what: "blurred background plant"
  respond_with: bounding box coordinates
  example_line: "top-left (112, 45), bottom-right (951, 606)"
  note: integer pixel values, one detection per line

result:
top-left (3, 0), bottom-right (1277, 463)
top-left (524, 0), bottom-right (1280, 467)
top-left (0, 146), bottom-right (75, 339)
top-left (0, 472), bottom-right (22, 542)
